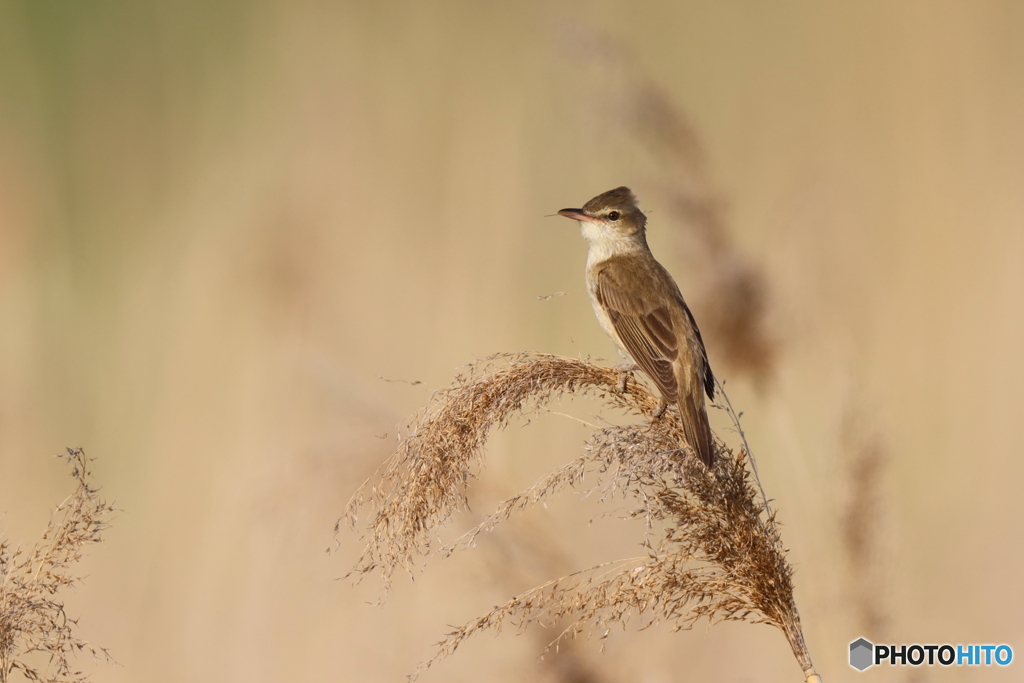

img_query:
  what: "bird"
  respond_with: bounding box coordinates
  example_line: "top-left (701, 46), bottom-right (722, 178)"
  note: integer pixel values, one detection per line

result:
top-left (557, 186), bottom-right (716, 468)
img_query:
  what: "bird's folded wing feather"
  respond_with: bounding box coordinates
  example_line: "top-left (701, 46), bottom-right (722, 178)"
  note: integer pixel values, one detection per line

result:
top-left (680, 302), bottom-right (716, 400)
top-left (595, 261), bottom-right (680, 401)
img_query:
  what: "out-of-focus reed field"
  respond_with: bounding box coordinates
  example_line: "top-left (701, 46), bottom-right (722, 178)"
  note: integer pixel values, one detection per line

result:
top-left (1, 1), bottom-right (1023, 681)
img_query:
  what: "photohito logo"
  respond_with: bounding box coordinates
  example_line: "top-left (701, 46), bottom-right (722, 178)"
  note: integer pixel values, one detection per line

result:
top-left (849, 637), bottom-right (1013, 671)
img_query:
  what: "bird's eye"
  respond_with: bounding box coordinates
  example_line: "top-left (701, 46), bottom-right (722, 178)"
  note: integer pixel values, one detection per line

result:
top-left (607, 211), bottom-right (621, 221)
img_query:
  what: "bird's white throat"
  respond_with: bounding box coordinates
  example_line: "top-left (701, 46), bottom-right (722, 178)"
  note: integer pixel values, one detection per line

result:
top-left (579, 221), bottom-right (646, 267)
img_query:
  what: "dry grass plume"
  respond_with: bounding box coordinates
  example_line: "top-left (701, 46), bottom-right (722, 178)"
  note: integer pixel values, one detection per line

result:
top-left (0, 448), bottom-right (115, 683)
top-left (841, 411), bottom-right (890, 637)
top-left (563, 28), bottom-right (778, 385)
top-left (344, 353), bottom-right (820, 681)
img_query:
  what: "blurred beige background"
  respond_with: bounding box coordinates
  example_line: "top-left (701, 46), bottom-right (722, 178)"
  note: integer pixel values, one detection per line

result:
top-left (1, 1), bottom-right (1022, 681)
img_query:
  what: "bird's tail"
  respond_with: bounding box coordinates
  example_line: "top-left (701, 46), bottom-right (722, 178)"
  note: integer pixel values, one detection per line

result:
top-left (678, 394), bottom-right (715, 468)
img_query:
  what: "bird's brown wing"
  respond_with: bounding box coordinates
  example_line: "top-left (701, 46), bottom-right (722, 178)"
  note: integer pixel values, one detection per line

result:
top-left (594, 260), bottom-right (680, 402)
top-left (597, 258), bottom-right (716, 468)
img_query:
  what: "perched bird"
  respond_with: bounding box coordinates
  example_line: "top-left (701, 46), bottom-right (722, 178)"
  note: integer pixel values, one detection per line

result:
top-left (558, 187), bottom-right (716, 467)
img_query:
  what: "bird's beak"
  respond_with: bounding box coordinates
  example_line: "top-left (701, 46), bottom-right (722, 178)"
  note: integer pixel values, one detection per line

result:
top-left (557, 208), bottom-right (600, 223)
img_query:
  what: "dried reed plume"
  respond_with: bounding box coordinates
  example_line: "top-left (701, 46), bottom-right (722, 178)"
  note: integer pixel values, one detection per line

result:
top-left (841, 411), bottom-right (890, 637)
top-left (630, 82), bottom-right (777, 386)
top-left (564, 27), bottom-right (777, 385)
top-left (344, 353), bottom-right (820, 681)
top-left (0, 448), bottom-right (115, 683)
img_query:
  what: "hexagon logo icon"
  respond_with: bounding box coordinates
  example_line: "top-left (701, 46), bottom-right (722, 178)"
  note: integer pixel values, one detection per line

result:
top-left (850, 637), bottom-right (874, 671)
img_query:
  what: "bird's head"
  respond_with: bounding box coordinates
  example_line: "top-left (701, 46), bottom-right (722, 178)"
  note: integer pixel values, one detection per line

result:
top-left (557, 186), bottom-right (647, 245)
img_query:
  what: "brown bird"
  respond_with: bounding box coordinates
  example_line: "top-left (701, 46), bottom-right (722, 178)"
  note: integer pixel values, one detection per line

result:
top-left (558, 187), bottom-right (716, 467)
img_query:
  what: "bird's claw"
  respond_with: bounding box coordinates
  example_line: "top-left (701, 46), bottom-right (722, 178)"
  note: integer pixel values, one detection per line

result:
top-left (652, 401), bottom-right (668, 418)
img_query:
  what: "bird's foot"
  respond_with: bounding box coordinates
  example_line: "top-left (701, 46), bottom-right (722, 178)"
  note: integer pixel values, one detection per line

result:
top-left (652, 401), bottom-right (668, 418)
top-left (614, 364), bottom-right (639, 393)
